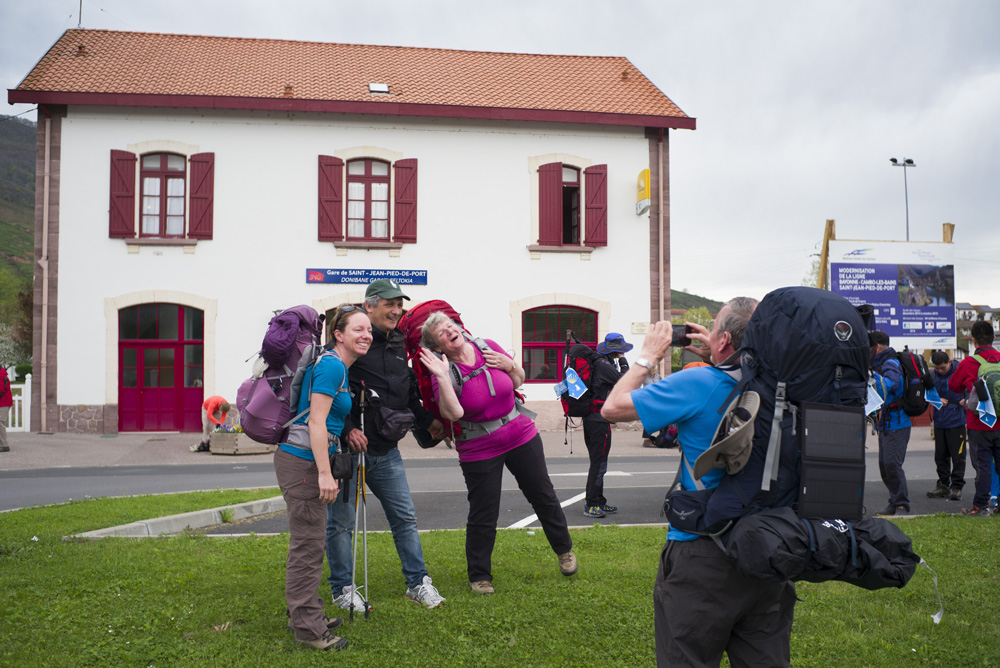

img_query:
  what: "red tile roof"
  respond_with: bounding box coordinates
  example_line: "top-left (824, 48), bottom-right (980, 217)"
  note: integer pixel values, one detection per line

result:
top-left (10, 29), bottom-right (694, 129)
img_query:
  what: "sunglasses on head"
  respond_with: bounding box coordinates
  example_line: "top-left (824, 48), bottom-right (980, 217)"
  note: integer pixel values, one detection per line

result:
top-left (330, 304), bottom-right (363, 333)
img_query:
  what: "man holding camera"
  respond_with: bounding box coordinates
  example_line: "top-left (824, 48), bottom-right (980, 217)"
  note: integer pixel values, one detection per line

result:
top-left (326, 279), bottom-right (446, 611)
top-left (602, 298), bottom-right (796, 668)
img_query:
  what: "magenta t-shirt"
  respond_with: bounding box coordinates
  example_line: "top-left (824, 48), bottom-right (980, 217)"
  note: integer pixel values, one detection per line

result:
top-left (432, 339), bottom-right (537, 462)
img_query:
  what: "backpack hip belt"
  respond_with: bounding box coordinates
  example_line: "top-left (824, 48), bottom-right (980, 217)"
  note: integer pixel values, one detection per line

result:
top-left (283, 423), bottom-right (342, 454)
top-left (454, 405), bottom-right (523, 442)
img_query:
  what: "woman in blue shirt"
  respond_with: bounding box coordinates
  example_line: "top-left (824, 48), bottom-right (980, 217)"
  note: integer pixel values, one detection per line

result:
top-left (275, 304), bottom-right (371, 651)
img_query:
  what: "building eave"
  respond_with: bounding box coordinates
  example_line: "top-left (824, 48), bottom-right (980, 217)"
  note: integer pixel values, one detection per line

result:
top-left (8, 89), bottom-right (696, 130)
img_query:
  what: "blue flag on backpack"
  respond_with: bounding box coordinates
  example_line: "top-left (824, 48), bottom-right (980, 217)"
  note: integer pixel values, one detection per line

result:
top-left (565, 367), bottom-right (588, 399)
top-left (977, 397), bottom-right (997, 428)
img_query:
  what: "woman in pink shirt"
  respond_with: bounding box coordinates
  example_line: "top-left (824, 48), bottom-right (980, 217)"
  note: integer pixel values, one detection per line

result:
top-left (419, 312), bottom-right (576, 594)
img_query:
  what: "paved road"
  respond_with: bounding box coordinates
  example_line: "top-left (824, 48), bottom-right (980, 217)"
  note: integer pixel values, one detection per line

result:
top-left (2, 427), bottom-right (970, 528)
top-left (199, 449), bottom-right (969, 535)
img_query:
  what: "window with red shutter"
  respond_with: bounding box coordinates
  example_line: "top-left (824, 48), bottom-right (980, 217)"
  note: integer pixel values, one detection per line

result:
top-left (394, 158), bottom-right (418, 243)
top-left (109, 150), bottom-right (137, 238)
top-left (188, 153), bottom-right (214, 240)
top-left (535, 161), bottom-right (608, 251)
top-left (318, 155), bottom-right (344, 241)
top-left (538, 162), bottom-right (563, 246)
top-left (584, 164), bottom-right (608, 247)
top-left (111, 148), bottom-right (214, 243)
top-left (319, 155), bottom-right (418, 247)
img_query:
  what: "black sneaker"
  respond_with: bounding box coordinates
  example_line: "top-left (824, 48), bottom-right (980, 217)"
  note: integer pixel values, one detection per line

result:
top-left (926, 486), bottom-right (949, 499)
top-left (949, 489), bottom-right (962, 501)
top-left (960, 505), bottom-right (992, 517)
top-left (875, 504), bottom-right (907, 517)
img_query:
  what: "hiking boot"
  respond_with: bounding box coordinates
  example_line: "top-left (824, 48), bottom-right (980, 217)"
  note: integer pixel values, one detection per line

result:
top-left (332, 585), bottom-right (372, 613)
top-left (296, 629), bottom-right (348, 651)
top-left (469, 580), bottom-right (494, 595)
top-left (926, 486), bottom-right (949, 499)
top-left (598, 504), bottom-right (618, 515)
top-left (960, 505), bottom-right (992, 517)
top-left (583, 505), bottom-right (606, 518)
top-left (405, 576), bottom-right (445, 609)
top-left (286, 614), bottom-right (343, 633)
top-left (949, 489), bottom-right (963, 501)
top-left (558, 551), bottom-right (578, 576)
top-left (875, 505), bottom-right (907, 517)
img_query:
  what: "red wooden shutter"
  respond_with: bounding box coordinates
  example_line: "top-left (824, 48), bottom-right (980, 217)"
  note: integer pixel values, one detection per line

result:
top-left (318, 155), bottom-right (343, 241)
top-left (538, 162), bottom-right (562, 246)
top-left (109, 150), bottom-right (136, 238)
top-left (393, 158), bottom-right (418, 243)
top-left (584, 164), bottom-right (608, 247)
top-left (188, 152), bottom-right (215, 239)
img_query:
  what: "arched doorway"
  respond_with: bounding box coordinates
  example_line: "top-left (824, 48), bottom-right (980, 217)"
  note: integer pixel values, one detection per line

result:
top-left (118, 303), bottom-right (204, 431)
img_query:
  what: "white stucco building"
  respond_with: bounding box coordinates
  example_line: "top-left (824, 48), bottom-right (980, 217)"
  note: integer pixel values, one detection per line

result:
top-left (9, 29), bottom-right (694, 433)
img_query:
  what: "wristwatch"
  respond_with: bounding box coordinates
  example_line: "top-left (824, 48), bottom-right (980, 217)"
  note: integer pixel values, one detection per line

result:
top-left (634, 357), bottom-right (652, 369)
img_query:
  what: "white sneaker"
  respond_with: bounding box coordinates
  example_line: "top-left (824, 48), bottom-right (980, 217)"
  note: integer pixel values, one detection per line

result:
top-left (332, 584), bottom-right (372, 612)
top-left (405, 575), bottom-right (446, 609)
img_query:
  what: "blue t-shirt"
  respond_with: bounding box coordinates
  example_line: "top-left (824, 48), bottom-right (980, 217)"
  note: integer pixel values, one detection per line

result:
top-left (631, 366), bottom-right (737, 542)
top-left (279, 352), bottom-right (352, 461)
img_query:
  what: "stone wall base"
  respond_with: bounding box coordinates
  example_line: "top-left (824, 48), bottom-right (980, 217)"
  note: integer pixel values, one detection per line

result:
top-left (59, 404), bottom-right (111, 434)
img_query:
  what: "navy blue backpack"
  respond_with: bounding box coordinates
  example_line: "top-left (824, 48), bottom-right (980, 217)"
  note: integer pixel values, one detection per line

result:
top-left (664, 286), bottom-right (871, 536)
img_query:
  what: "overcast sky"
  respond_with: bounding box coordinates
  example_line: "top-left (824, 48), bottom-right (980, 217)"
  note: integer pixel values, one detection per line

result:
top-left (3, 0), bottom-right (999, 306)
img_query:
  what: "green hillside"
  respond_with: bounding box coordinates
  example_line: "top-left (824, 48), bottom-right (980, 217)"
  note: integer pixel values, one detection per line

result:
top-left (0, 115), bottom-right (35, 283)
top-left (670, 289), bottom-right (723, 314)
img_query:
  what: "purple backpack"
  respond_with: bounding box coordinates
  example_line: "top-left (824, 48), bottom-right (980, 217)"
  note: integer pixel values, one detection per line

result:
top-left (237, 305), bottom-right (326, 444)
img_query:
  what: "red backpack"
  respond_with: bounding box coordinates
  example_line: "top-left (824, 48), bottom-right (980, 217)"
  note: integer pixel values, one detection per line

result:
top-left (398, 300), bottom-right (469, 445)
top-left (398, 299), bottom-right (528, 447)
top-left (560, 343), bottom-right (605, 417)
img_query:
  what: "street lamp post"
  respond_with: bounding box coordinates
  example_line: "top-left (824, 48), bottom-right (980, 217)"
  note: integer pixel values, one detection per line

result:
top-left (889, 157), bottom-right (916, 241)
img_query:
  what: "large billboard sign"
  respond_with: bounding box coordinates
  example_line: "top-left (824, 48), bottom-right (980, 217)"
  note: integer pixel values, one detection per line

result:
top-left (829, 240), bottom-right (956, 350)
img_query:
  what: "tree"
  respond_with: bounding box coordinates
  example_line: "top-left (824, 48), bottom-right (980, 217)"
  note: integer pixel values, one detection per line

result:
top-left (0, 265), bottom-right (31, 365)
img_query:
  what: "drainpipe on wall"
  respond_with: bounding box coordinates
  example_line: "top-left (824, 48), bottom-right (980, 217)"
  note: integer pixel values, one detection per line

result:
top-left (657, 129), bottom-right (665, 324)
top-left (39, 108), bottom-right (51, 432)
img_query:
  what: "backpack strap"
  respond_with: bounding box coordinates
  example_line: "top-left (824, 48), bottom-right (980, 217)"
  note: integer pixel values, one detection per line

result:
top-left (283, 350), bottom-right (348, 430)
top-left (761, 380), bottom-right (787, 492)
top-left (452, 338), bottom-right (498, 398)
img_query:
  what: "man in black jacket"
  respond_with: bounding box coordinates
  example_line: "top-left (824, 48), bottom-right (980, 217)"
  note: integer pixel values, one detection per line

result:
top-left (583, 333), bottom-right (631, 518)
top-left (326, 279), bottom-right (446, 611)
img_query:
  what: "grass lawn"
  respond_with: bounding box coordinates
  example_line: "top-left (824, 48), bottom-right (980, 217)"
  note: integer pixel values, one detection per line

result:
top-left (1, 492), bottom-right (997, 667)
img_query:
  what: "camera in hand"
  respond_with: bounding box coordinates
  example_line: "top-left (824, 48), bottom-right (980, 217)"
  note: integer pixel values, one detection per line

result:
top-left (670, 325), bottom-right (693, 347)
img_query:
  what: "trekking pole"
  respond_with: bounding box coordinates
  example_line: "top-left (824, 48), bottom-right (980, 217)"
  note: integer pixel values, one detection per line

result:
top-left (361, 459), bottom-right (370, 619)
top-left (351, 382), bottom-right (371, 619)
top-left (349, 383), bottom-right (366, 622)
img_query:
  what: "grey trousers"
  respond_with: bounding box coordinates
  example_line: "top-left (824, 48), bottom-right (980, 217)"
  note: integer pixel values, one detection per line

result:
top-left (654, 538), bottom-right (796, 668)
top-left (0, 406), bottom-right (9, 449)
top-left (274, 448), bottom-right (330, 642)
top-left (877, 427), bottom-right (911, 510)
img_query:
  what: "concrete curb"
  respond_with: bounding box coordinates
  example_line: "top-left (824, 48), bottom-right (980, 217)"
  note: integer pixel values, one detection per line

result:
top-left (67, 495), bottom-right (286, 541)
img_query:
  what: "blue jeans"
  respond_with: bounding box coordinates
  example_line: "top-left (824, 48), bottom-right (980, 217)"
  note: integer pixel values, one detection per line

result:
top-left (325, 447), bottom-right (428, 592)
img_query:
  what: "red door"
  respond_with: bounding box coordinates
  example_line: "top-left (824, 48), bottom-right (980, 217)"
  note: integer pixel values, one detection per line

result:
top-left (118, 304), bottom-right (204, 432)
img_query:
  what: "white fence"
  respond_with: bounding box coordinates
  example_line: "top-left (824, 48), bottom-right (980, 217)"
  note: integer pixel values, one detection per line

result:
top-left (6, 373), bottom-right (31, 432)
